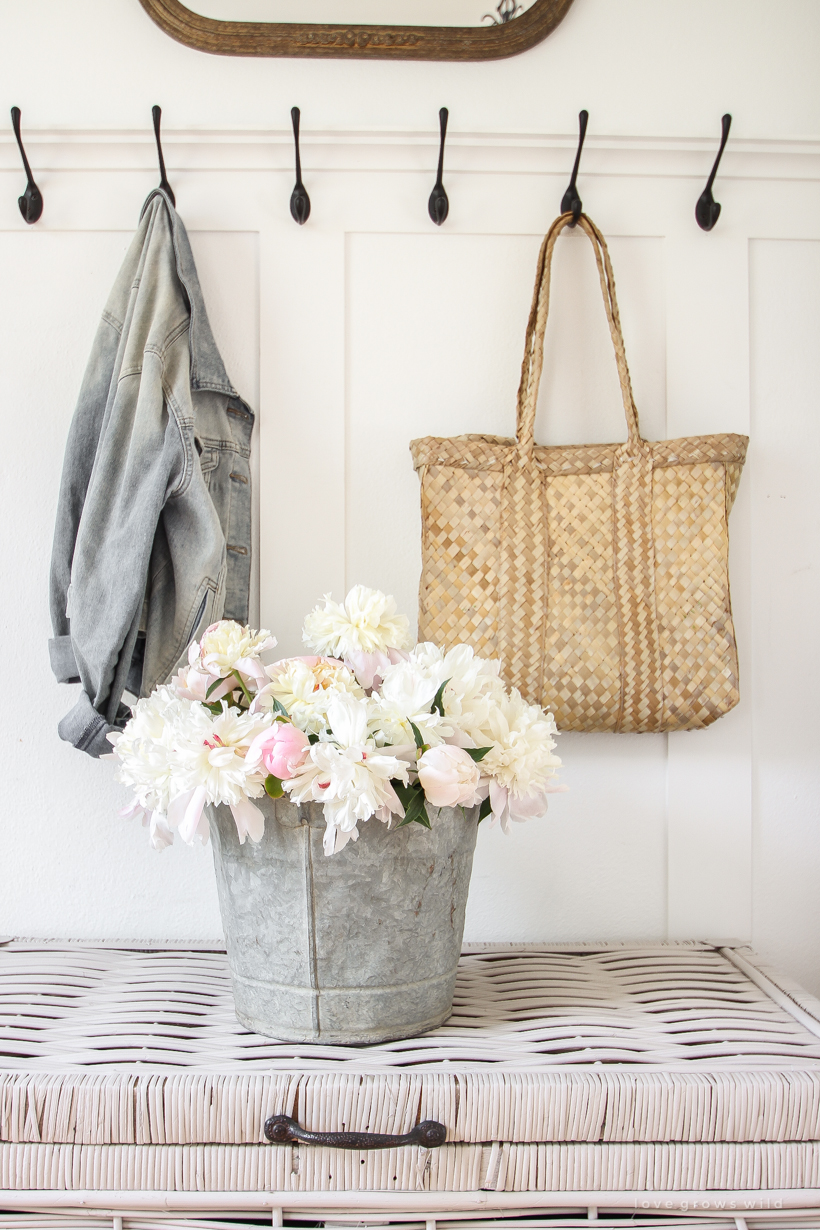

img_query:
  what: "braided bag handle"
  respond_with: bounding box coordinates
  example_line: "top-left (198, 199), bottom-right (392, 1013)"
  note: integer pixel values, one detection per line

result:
top-left (515, 213), bottom-right (642, 454)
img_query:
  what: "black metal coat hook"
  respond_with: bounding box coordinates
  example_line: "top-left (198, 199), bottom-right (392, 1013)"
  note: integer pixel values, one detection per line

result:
top-left (561, 110), bottom-right (588, 226)
top-left (152, 105), bottom-right (175, 207)
top-left (696, 113), bottom-right (732, 232)
top-left (428, 108), bottom-right (449, 226)
top-left (290, 107), bottom-right (310, 225)
top-left (11, 107), bottom-right (43, 224)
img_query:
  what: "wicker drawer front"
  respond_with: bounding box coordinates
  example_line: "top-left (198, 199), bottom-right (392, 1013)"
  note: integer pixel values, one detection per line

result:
top-left (4, 1070), bottom-right (820, 1146)
top-left (3, 1141), bottom-right (820, 1194)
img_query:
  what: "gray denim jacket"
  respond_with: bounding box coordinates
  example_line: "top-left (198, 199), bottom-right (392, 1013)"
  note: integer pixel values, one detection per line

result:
top-left (49, 189), bottom-right (254, 757)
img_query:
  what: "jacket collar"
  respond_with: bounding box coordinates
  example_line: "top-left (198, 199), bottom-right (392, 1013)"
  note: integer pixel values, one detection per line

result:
top-left (140, 189), bottom-right (237, 397)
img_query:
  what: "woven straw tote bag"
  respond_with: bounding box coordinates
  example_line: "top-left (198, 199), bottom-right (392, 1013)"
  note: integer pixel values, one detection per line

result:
top-left (410, 213), bottom-right (748, 733)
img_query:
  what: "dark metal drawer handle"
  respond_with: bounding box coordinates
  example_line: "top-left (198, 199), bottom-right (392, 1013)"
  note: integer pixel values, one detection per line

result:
top-left (264, 1114), bottom-right (446, 1150)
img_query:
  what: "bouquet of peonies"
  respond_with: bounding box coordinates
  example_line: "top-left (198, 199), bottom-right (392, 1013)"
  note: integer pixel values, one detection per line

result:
top-left (109, 586), bottom-right (565, 857)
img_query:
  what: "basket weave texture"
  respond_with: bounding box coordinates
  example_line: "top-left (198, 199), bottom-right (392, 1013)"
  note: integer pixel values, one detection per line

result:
top-left (410, 213), bottom-right (748, 732)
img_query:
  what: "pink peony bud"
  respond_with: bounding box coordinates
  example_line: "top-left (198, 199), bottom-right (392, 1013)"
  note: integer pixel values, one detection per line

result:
top-left (248, 722), bottom-right (311, 780)
top-left (417, 744), bottom-right (482, 809)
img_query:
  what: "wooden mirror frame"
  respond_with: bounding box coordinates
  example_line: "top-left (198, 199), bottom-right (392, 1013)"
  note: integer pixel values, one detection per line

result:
top-left (139, 0), bottom-right (576, 61)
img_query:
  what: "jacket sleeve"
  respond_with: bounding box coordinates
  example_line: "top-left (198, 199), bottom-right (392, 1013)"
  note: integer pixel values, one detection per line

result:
top-left (49, 314), bottom-right (124, 688)
top-left (51, 347), bottom-right (189, 758)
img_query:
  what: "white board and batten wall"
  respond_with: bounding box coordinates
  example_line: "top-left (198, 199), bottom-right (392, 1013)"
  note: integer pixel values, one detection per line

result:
top-left (1, 1), bottom-right (818, 993)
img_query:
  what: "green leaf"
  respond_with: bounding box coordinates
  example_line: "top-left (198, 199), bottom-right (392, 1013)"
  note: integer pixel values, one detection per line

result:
top-left (395, 790), bottom-right (423, 826)
top-left (271, 697), bottom-right (289, 718)
top-left (391, 780), bottom-right (414, 809)
top-left (397, 807), bottom-right (431, 829)
top-left (393, 780), bottom-right (421, 824)
top-left (413, 802), bottom-right (432, 829)
top-left (409, 721), bottom-right (428, 752)
top-left (478, 796), bottom-right (493, 822)
top-left (203, 700), bottom-right (224, 715)
top-left (206, 676), bottom-right (227, 699)
top-left (264, 774), bottom-right (284, 799)
top-left (431, 678), bottom-right (451, 718)
top-left (308, 732), bottom-right (319, 745)
top-left (464, 746), bottom-right (492, 763)
top-left (395, 782), bottom-right (432, 829)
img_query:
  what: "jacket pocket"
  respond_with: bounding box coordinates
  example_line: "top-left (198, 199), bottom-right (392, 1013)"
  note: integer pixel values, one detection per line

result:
top-left (195, 442), bottom-right (220, 489)
top-left (189, 588), bottom-right (210, 644)
top-left (159, 570), bottom-right (225, 686)
top-left (183, 573), bottom-right (223, 662)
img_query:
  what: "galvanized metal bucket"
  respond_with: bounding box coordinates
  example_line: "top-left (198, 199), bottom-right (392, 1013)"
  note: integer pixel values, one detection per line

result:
top-left (209, 797), bottom-right (479, 1045)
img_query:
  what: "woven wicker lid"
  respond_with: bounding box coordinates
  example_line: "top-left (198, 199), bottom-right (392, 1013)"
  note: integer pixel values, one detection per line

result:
top-left (1, 942), bottom-right (819, 1148)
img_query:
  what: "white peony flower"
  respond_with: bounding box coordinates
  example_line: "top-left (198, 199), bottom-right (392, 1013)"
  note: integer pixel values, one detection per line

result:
top-left (302, 586), bottom-right (411, 660)
top-left (285, 692), bottom-right (409, 855)
top-left (368, 658), bottom-right (453, 749)
top-left (111, 688), bottom-right (273, 848)
top-left (110, 686), bottom-right (189, 819)
top-left (192, 620), bottom-right (277, 690)
top-left (258, 656), bottom-right (365, 736)
top-left (409, 642), bottom-right (506, 748)
top-left (476, 689), bottom-right (564, 832)
top-left (417, 744), bottom-right (483, 809)
top-left (170, 703), bottom-right (272, 845)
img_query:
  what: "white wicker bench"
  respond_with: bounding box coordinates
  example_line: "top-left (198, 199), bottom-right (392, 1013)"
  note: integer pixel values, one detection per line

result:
top-left (1, 940), bottom-right (820, 1229)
